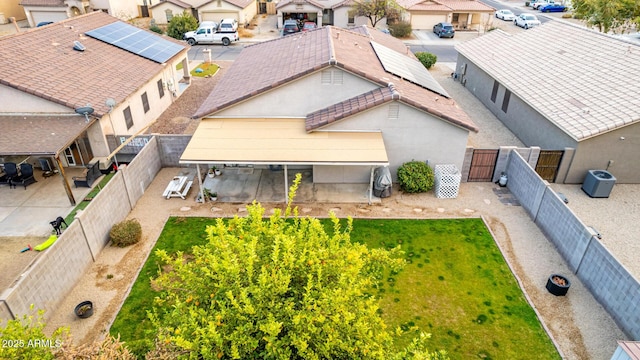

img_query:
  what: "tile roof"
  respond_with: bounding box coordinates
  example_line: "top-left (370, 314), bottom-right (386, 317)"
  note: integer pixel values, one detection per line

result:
top-left (0, 115), bottom-right (93, 156)
top-left (200, 0), bottom-right (257, 9)
top-left (276, 0), bottom-right (325, 10)
top-left (306, 86), bottom-right (397, 131)
top-left (195, 26), bottom-right (477, 132)
top-left (456, 22), bottom-right (640, 141)
top-left (151, 0), bottom-right (192, 8)
top-left (20, 0), bottom-right (64, 6)
top-left (0, 11), bottom-right (186, 117)
top-left (397, 0), bottom-right (493, 12)
top-left (436, 0), bottom-right (494, 12)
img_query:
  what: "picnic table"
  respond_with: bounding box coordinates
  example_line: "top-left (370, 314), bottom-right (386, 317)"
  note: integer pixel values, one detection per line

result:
top-left (162, 176), bottom-right (193, 199)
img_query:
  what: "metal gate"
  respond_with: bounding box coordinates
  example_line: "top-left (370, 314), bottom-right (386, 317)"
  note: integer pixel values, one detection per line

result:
top-left (468, 149), bottom-right (498, 182)
top-left (535, 150), bottom-right (564, 182)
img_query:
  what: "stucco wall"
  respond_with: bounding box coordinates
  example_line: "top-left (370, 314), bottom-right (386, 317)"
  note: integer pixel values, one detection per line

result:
top-left (0, 85), bottom-right (72, 113)
top-left (323, 102), bottom-right (470, 177)
top-left (568, 125), bottom-right (640, 184)
top-left (214, 68), bottom-right (379, 117)
top-left (199, 0), bottom-right (257, 24)
top-left (151, 3), bottom-right (188, 24)
top-left (0, 0), bottom-right (26, 21)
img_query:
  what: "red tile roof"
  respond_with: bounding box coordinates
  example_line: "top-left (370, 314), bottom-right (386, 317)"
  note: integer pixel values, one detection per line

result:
top-left (0, 11), bottom-right (187, 117)
top-left (151, 0), bottom-right (192, 8)
top-left (194, 26), bottom-right (477, 132)
top-left (200, 0), bottom-right (256, 10)
top-left (397, 0), bottom-right (493, 12)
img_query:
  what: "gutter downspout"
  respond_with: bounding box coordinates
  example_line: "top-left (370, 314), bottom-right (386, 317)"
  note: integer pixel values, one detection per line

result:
top-left (284, 165), bottom-right (289, 204)
top-left (368, 166), bottom-right (375, 205)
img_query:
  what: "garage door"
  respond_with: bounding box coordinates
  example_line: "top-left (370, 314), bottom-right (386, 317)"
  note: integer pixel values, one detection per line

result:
top-left (201, 11), bottom-right (238, 23)
top-left (31, 11), bottom-right (68, 25)
top-left (411, 14), bottom-right (446, 30)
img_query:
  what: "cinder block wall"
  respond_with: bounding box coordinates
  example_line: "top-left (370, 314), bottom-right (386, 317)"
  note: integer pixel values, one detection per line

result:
top-left (0, 136), bottom-right (163, 323)
top-left (0, 222), bottom-right (93, 320)
top-left (156, 135), bottom-right (192, 167)
top-left (506, 151), bottom-right (640, 339)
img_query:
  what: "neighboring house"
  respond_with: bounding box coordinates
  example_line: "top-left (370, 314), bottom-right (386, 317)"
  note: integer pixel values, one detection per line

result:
top-left (20, 0), bottom-right (142, 27)
top-left (276, 0), bottom-right (378, 29)
top-left (396, 0), bottom-right (494, 30)
top-left (195, 0), bottom-right (257, 25)
top-left (181, 26), bottom-right (477, 195)
top-left (151, 0), bottom-right (197, 24)
top-left (455, 21), bottom-right (640, 184)
top-left (0, 0), bottom-right (26, 23)
top-left (0, 11), bottom-right (190, 201)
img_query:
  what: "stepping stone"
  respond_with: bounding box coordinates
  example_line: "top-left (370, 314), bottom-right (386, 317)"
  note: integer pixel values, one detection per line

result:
top-left (413, 208), bottom-right (423, 213)
top-left (357, 208), bottom-right (370, 213)
top-left (382, 208), bottom-right (392, 213)
top-left (484, 199), bottom-right (491, 205)
top-left (210, 207), bottom-right (222, 212)
top-left (437, 208), bottom-right (445, 213)
top-left (329, 207), bottom-right (341, 212)
top-left (301, 208), bottom-right (312, 213)
top-left (180, 207), bottom-right (191, 212)
top-left (464, 208), bottom-right (475, 213)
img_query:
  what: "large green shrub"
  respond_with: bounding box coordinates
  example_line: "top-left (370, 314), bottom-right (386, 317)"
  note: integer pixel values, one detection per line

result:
top-left (415, 52), bottom-right (437, 69)
top-left (388, 21), bottom-right (412, 38)
top-left (397, 161), bottom-right (435, 193)
top-left (166, 13), bottom-right (198, 40)
top-left (110, 219), bottom-right (142, 247)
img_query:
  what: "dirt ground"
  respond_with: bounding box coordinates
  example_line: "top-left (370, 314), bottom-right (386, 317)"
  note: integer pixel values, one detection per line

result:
top-left (0, 236), bottom-right (44, 290)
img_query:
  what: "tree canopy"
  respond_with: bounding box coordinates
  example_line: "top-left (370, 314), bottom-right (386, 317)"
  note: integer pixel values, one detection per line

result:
top-left (572, 0), bottom-right (640, 33)
top-left (148, 175), bottom-right (448, 359)
top-left (166, 12), bottom-right (199, 40)
top-left (352, 0), bottom-right (401, 27)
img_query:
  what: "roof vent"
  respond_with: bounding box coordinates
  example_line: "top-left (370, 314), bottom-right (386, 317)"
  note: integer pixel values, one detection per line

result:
top-left (73, 41), bottom-right (85, 52)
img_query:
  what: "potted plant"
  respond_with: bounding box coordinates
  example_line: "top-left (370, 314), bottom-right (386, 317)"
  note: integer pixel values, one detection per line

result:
top-left (203, 188), bottom-right (217, 201)
top-left (210, 191), bottom-right (218, 201)
top-left (213, 166), bottom-right (222, 176)
top-left (207, 167), bottom-right (215, 178)
top-left (74, 300), bottom-right (94, 319)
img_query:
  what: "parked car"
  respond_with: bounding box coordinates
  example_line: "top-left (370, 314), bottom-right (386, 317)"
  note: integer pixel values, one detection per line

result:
top-left (36, 21), bottom-right (54, 27)
top-left (183, 24), bottom-right (238, 46)
top-left (433, 22), bottom-right (455, 38)
top-left (282, 19), bottom-right (300, 36)
top-left (219, 18), bottom-right (238, 32)
top-left (539, 3), bottom-right (567, 12)
top-left (302, 21), bottom-right (317, 31)
top-left (531, 0), bottom-right (554, 10)
top-left (514, 13), bottom-right (541, 29)
top-left (495, 9), bottom-right (516, 21)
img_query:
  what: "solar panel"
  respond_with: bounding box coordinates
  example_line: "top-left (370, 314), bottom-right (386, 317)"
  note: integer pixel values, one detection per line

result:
top-left (86, 22), bottom-right (184, 64)
top-left (370, 41), bottom-right (450, 98)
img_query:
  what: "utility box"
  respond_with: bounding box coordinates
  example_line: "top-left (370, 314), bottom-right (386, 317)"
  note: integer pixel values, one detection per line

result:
top-left (435, 164), bottom-right (461, 199)
top-left (581, 170), bottom-right (616, 198)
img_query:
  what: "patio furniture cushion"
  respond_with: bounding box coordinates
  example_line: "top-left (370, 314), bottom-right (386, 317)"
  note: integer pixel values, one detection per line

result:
top-left (13, 163), bottom-right (37, 189)
top-left (72, 162), bottom-right (101, 188)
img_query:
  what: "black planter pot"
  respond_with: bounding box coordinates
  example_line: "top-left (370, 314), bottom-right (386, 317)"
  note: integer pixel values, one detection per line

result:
top-left (546, 274), bottom-right (571, 296)
top-left (74, 301), bottom-right (94, 319)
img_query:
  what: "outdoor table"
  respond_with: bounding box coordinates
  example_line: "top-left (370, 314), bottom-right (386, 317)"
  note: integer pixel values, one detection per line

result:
top-left (162, 176), bottom-right (188, 199)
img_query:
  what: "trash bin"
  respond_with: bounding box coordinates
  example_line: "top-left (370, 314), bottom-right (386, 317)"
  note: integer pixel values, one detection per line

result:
top-left (373, 166), bottom-right (392, 198)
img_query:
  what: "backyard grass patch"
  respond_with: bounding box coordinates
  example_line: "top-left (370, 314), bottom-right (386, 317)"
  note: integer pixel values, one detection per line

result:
top-left (190, 62), bottom-right (219, 77)
top-left (110, 217), bottom-right (560, 359)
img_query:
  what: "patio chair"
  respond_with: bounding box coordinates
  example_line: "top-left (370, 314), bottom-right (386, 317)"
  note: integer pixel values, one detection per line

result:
top-left (72, 161), bottom-right (100, 188)
top-left (0, 162), bottom-right (18, 188)
top-left (13, 163), bottom-right (37, 189)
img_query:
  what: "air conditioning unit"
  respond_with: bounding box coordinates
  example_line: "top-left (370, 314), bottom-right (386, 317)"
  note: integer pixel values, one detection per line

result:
top-left (581, 170), bottom-right (616, 198)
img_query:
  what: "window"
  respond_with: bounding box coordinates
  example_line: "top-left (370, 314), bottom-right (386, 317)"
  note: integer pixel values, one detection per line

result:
top-left (141, 92), bottom-right (150, 113)
top-left (388, 103), bottom-right (399, 120)
top-left (347, 10), bottom-right (355, 25)
top-left (452, 14), bottom-right (459, 22)
top-left (124, 106), bottom-right (133, 129)
top-left (491, 80), bottom-right (499, 103)
top-left (502, 89), bottom-right (511, 113)
top-left (165, 9), bottom-right (173, 22)
top-left (321, 70), bottom-right (343, 85)
top-left (157, 79), bottom-right (165, 98)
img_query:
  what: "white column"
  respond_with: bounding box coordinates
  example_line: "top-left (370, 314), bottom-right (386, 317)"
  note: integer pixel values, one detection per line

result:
top-left (284, 165), bottom-right (289, 203)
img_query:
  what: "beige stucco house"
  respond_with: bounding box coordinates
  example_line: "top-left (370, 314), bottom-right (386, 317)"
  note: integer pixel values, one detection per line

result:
top-left (397, 0), bottom-right (494, 31)
top-left (150, 0), bottom-right (257, 25)
top-left (181, 26), bottom-right (477, 196)
top-left (20, 0), bottom-right (143, 27)
top-left (276, 0), bottom-right (379, 29)
top-left (0, 11), bottom-right (190, 202)
top-left (0, 0), bottom-right (26, 23)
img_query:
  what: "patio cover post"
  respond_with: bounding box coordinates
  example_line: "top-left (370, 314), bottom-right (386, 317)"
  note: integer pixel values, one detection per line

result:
top-left (55, 156), bottom-right (76, 206)
top-left (368, 166), bottom-right (375, 205)
top-left (196, 164), bottom-right (204, 202)
top-left (284, 165), bottom-right (289, 204)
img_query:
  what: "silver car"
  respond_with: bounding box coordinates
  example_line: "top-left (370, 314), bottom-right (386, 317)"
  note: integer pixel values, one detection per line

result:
top-left (514, 13), bottom-right (541, 29)
top-left (495, 9), bottom-right (516, 21)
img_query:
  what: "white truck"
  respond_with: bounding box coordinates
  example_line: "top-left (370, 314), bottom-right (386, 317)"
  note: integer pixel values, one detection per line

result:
top-left (183, 24), bottom-right (238, 46)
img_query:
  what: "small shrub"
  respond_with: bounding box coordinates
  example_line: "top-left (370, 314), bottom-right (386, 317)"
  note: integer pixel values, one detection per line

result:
top-left (397, 160), bottom-right (435, 193)
top-left (415, 52), bottom-right (437, 69)
top-left (562, 13), bottom-right (572, 18)
top-left (110, 219), bottom-right (142, 247)
top-left (388, 21), bottom-right (412, 38)
top-left (149, 24), bottom-right (163, 34)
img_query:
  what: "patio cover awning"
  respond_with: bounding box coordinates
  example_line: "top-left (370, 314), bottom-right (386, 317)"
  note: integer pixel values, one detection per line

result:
top-left (0, 115), bottom-right (93, 156)
top-left (180, 118), bottom-right (389, 166)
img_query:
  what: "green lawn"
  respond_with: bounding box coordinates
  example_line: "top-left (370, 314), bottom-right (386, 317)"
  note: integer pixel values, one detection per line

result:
top-left (111, 217), bottom-right (560, 360)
